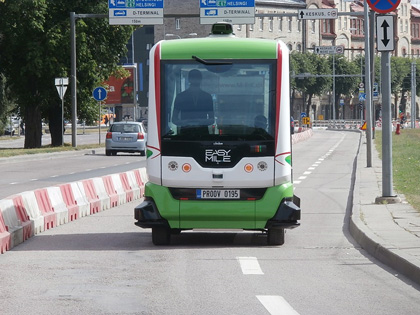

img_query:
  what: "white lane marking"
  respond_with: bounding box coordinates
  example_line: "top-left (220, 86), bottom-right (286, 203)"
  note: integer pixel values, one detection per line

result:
top-left (237, 257), bottom-right (264, 275)
top-left (303, 171), bottom-right (311, 175)
top-left (298, 176), bottom-right (306, 180)
top-left (50, 175), bottom-right (58, 178)
top-left (308, 167), bottom-right (315, 170)
top-left (257, 295), bottom-right (300, 315)
top-left (10, 182), bottom-right (18, 185)
top-left (293, 181), bottom-right (301, 185)
top-left (30, 178), bottom-right (38, 181)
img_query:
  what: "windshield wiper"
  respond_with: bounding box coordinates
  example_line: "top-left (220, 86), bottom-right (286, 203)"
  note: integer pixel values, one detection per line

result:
top-left (192, 55), bottom-right (232, 66)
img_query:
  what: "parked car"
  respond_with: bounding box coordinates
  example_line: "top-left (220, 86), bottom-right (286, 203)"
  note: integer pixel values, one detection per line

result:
top-left (4, 125), bottom-right (15, 136)
top-left (105, 121), bottom-right (147, 156)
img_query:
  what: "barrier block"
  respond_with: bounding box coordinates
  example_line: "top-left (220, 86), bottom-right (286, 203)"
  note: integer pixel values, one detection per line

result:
top-left (102, 176), bottom-right (119, 207)
top-left (70, 182), bottom-right (90, 217)
top-left (79, 180), bottom-right (101, 215)
top-left (16, 192), bottom-right (45, 235)
top-left (91, 178), bottom-right (111, 211)
top-left (46, 187), bottom-right (70, 226)
top-left (59, 184), bottom-right (79, 221)
top-left (34, 189), bottom-right (58, 230)
top-left (133, 169), bottom-right (145, 197)
top-left (92, 178), bottom-right (111, 210)
top-left (0, 211), bottom-right (11, 254)
top-left (125, 171), bottom-right (140, 200)
top-left (9, 195), bottom-right (33, 240)
top-left (0, 199), bottom-right (25, 248)
top-left (110, 174), bottom-right (127, 205)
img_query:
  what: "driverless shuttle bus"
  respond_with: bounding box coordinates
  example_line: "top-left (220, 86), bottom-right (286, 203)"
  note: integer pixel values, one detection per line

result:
top-left (135, 23), bottom-right (300, 245)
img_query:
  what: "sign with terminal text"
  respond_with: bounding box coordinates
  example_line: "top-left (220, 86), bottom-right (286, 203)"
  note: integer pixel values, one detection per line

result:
top-left (108, 0), bottom-right (164, 25)
top-left (200, 0), bottom-right (255, 25)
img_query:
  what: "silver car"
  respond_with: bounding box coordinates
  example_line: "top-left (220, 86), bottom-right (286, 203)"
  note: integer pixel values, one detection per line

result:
top-left (105, 122), bottom-right (147, 156)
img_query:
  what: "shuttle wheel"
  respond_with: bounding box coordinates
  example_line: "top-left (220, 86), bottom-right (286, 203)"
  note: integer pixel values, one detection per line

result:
top-left (152, 227), bottom-right (171, 245)
top-left (267, 228), bottom-right (285, 246)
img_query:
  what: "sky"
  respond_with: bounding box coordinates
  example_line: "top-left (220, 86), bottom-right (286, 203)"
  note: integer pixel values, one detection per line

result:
top-left (412, 0), bottom-right (420, 9)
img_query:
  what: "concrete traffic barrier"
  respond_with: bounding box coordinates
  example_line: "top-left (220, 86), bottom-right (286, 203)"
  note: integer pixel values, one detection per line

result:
top-left (59, 184), bottom-right (79, 221)
top-left (102, 176), bottom-right (120, 207)
top-left (0, 167), bottom-right (149, 253)
top-left (126, 171), bottom-right (141, 200)
top-left (0, 199), bottom-right (24, 248)
top-left (92, 178), bottom-right (111, 210)
top-left (70, 182), bottom-right (90, 218)
top-left (34, 189), bottom-right (60, 228)
top-left (19, 191), bottom-right (48, 234)
top-left (80, 180), bottom-right (102, 214)
top-left (110, 174), bottom-right (127, 205)
top-left (120, 172), bottom-right (134, 202)
top-left (0, 211), bottom-right (11, 254)
top-left (8, 195), bottom-right (33, 240)
top-left (46, 187), bottom-right (71, 225)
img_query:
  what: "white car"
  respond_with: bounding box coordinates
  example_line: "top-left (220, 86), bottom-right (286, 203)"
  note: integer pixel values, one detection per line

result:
top-left (105, 122), bottom-right (147, 156)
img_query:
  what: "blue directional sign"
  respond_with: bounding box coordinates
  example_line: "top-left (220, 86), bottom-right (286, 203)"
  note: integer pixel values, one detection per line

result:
top-left (109, 0), bottom-right (164, 25)
top-left (200, 0), bottom-right (255, 25)
top-left (366, 0), bottom-right (400, 14)
top-left (93, 87), bottom-right (107, 102)
top-left (359, 93), bottom-right (366, 102)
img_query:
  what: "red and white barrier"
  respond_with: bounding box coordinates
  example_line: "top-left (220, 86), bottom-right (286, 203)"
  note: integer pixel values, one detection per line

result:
top-left (92, 178), bottom-right (112, 211)
top-left (0, 168), bottom-right (148, 254)
top-left (0, 199), bottom-right (24, 248)
top-left (0, 211), bottom-right (11, 254)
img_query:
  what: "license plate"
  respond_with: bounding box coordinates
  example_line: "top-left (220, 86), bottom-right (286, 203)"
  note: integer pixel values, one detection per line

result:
top-left (120, 137), bottom-right (132, 141)
top-left (196, 189), bottom-right (240, 199)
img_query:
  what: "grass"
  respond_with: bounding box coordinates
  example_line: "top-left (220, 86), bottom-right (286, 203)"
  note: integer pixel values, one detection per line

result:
top-left (0, 142), bottom-right (104, 158)
top-left (375, 129), bottom-right (420, 212)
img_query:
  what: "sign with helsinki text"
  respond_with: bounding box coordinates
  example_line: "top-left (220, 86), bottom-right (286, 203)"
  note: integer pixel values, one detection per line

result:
top-left (200, 0), bottom-right (255, 25)
top-left (108, 0), bottom-right (164, 25)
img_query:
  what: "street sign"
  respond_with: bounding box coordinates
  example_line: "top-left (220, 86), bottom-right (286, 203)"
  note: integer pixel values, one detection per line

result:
top-left (314, 45), bottom-right (344, 55)
top-left (359, 93), bottom-right (366, 101)
top-left (108, 0), bottom-right (164, 25)
top-left (93, 87), bottom-right (107, 101)
top-left (377, 15), bottom-right (395, 52)
top-left (300, 112), bottom-right (307, 118)
top-left (55, 77), bottom-right (69, 100)
top-left (367, 0), bottom-right (400, 14)
top-left (302, 117), bottom-right (310, 125)
top-left (298, 9), bottom-right (338, 20)
top-left (373, 82), bottom-right (379, 100)
top-left (200, 0), bottom-right (255, 25)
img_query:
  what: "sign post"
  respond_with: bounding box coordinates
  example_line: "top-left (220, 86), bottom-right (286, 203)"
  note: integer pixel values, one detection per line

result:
top-left (367, 0), bottom-right (400, 199)
top-left (55, 77), bottom-right (69, 144)
top-left (93, 87), bottom-right (107, 145)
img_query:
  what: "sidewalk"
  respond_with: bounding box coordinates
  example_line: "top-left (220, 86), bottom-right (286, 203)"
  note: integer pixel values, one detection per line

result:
top-left (350, 133), bottom-right (420, 285)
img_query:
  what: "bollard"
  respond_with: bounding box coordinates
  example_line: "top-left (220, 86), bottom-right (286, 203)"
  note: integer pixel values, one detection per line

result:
top-left (396, 123), bottom-right (401, 135)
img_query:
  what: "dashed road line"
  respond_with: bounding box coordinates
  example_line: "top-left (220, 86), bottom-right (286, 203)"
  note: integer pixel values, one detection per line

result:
top-left (237, 257), bottom-right (264, 275)
top-left (257, 295), bottom-right (300, 315)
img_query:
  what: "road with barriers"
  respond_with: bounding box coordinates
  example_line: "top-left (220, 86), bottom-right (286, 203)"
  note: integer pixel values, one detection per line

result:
top-left (0, 129), bottom-right (419, 314)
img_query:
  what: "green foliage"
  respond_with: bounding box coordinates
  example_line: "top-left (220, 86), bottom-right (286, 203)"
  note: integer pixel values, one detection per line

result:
top-left (0, 0), bottom-right (134, 147)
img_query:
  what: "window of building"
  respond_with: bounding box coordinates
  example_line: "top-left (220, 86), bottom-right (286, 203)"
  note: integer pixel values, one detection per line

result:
top-left (237, 25), bottom-right (242, 31)
top-left (287, 43), bottom-right (292, 51)
top-left (269, 17), bottom-right (273, 32)
top-left (259, 17), bottom-right (264, 31)
top-left (278, 17), bottom-right (283, 32)
top-left (296, 43), bottom-right (301, 52)
top-left (175, 18), bottom-right (180, 30)
top-left (288, 17), bottom-right (292, 32)
top-left (311, 20), bottom-right (316, 33)
top-left (297, 19), bottom-right (301, 32)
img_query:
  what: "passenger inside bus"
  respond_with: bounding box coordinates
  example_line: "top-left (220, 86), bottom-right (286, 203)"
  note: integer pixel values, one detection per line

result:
top-left (172, 69), bottom-right (214, 134)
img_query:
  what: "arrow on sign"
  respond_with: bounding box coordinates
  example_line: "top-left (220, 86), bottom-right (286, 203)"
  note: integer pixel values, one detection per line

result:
top-left (381, 19), bottom-right (390, 47)
top-left (299, 11), bottom-right (304, 19)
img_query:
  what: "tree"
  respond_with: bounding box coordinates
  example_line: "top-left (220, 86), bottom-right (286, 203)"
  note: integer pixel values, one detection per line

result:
top-left (0, 0), bottom-right (134, 148)
top-left (329, 54), bottom-right (359, 119)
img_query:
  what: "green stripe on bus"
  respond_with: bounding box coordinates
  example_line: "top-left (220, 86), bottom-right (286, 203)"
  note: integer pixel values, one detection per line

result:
top-left (160, 38), bottom-right (277, 60)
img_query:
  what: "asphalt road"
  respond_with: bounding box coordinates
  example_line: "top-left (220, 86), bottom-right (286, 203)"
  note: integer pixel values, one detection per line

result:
top-left (0, 130), bottom-right (419, 315)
